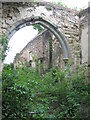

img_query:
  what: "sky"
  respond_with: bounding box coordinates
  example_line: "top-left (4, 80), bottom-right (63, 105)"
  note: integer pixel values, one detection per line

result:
top-left (4, 26), bottom-right (38, 64)
top-left (4, 0), bottom-right (90, 64)
top-left (44, 0), bottom-right (90, 9)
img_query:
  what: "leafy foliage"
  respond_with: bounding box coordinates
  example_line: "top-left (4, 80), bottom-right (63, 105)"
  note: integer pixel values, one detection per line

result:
top-left (49, 39), bottom-right (52, 69)
top-left (0, 34), bottom-right (8, 61)
top-left (2, 63), bottom-right (89, 119)
top-left (33, 24), bottom-right (43, 34)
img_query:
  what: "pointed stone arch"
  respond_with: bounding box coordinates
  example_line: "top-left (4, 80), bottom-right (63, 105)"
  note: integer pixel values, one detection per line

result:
top-left (5, 16), bottom-right (71, 60)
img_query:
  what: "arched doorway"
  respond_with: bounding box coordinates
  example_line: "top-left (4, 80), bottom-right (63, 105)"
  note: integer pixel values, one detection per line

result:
top-left (5, 16), bottom-right (71, 62)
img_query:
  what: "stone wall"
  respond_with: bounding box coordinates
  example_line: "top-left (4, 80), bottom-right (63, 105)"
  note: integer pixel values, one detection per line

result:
top-left (1, 2), bottom-right (89, 71)
top-left (14, 30), bottom-right (64, 72)
top-left (79, 7), bottom-right (90, 82)
top-left (1, 2), bottom-right (81, 66)
top-left (79, 8), bottom-right (88, 64)
top-left (0, 2), bottom-right (2, 76)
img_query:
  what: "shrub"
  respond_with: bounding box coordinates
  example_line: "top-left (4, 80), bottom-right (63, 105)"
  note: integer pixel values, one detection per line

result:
top-left (2, 63), bottom-right (89, 119)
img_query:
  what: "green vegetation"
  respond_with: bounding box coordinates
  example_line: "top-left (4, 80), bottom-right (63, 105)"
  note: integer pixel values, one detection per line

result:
top-left (33, 24), bottom-right (43, 34)
top-left (0, 34), bottom-right (8, 61)
top-left (2, 63), bottom-right (89, 119)
top-left (49, 38), bottom-right (52, 69)
top-left (52, 1), bottom-right (68, 8)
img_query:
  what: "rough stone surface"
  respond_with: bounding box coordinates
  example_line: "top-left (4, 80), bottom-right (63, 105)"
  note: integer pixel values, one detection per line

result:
top-left (14, 30), bottom-right (64, 72)
top-left (79, 7), bottom-right (90, 82)
top-left (79, 8), bottom-right (88, 64)
top-left (0, 2), bottom-right (88, 70)
top-left (0, 2), bottom-right (2, 76)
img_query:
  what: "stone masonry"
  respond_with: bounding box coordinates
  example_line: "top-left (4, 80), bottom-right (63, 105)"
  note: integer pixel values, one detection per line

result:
top-left (14, 30), bottom-right (64, 72)
top-left (0, 2), bottom-right (89, 71)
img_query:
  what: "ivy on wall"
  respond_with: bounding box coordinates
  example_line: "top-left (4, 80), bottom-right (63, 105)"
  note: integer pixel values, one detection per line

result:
top-left (49, 38), bottom-right (52, 69)
top-left (0, 34), bottom-right (8, 61)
